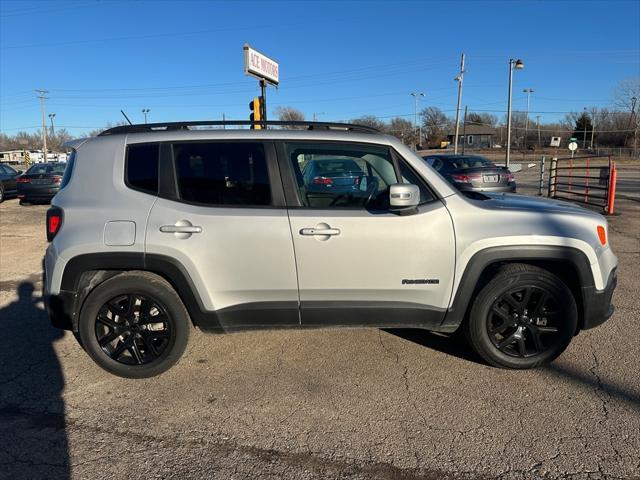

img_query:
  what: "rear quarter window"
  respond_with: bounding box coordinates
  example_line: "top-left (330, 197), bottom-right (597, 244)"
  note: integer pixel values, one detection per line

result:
top-left (59, 151), bottom-right (75, 189)
top-left (126, 143), bottom-right (160, 194)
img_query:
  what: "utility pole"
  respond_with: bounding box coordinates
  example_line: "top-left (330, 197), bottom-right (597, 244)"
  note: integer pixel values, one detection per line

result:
top-left (631, 96), bottom-right (638, 158)
top-left (582, 107), bottom-right (588, 149)
top-left (312, 112), bottom-right (325, 122)
top-left (506, 58), bottom-right (524, 167)
top-left (36, 89), bottom-right (48, 162)
top-left (536, 115), bottom-right (541, 148)
top-left (590, 108), bottom-right (597, 150)
top-left (453, 53), bottom-right (465, 154)
top-left (48, 113), bottom-right (56, 137)
top-left (461, 105), bottom-right (468, 155)
top-left (410, 92), bottom-right (425, 150)
top-left (523, 88), bottom-right (534, 150)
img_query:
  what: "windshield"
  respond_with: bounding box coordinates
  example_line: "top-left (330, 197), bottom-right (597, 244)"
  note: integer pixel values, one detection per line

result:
top-left (26, 163), bottom-right (66, 175)
top-left (445, 156), bottom-right (495, 169)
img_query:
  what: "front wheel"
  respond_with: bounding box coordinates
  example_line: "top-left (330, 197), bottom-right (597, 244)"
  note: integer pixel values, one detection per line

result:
top-left (464, 263), bottom-right (577, 369)
top-left (79, 271), bottom-right (190, 378)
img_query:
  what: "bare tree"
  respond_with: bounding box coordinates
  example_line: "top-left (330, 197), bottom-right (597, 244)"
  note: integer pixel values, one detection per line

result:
top-left (612, 77), bottom-right (640, 111)
top-left (420, 107), bottom-right (451, 146)
top-left (388, 117), bottom-right (416, 146)
top-left (350, 115), bottom-right (387, 131)
top-left (273, 106), bottom-right (305, 123)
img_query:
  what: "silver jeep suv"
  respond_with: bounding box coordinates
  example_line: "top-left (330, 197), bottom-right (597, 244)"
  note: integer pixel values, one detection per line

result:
top-left (44, 121), bottom-right (618, 378)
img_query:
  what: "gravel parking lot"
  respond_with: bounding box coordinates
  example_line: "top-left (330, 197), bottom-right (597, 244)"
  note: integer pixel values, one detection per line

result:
top-left (1, 167), bottom-right (639, 480)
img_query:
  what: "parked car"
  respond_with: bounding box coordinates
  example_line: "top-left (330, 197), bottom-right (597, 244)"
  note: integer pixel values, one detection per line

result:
top-left (44, 121), bottom-right (617, 378)
top-left (0, 163), bottom-right (22, 202)
top-left (422, 154), bottom-right (516, 193)
top-left (17, 162), bottom-right (67, 204)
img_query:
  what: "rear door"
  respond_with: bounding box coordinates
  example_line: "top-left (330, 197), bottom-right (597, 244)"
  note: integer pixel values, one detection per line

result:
top-left (145, 140), bottom-right (299, 330)
top-left (280, 141), bottom-right (456, 328)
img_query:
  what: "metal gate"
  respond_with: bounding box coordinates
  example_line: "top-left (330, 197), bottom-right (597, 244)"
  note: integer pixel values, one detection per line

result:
top-left (548, 155), bottom-right (618, 215)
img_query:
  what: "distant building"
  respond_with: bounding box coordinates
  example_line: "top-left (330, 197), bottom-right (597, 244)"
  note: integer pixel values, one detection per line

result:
top-left (446, 124), bottom-right (497, 149)
top-left (0, 150), bottom-right (67, 164)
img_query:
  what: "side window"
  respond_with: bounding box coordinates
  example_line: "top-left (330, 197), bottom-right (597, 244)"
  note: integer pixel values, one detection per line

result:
top-left (173, 142), bottom-right (271, 206)
top-left (398, 159), bottom-right (435, 204)
top-left (126, 143), bottom-right (159, 194)
top-left (285, 143), bottom-right (396, 209)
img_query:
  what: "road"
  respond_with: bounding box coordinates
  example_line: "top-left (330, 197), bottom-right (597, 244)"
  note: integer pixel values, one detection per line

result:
top-left (0, 168), bottom-right (639, 480)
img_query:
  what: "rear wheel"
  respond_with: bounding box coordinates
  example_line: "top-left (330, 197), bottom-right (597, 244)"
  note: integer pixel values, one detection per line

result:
top-left (79, 271), bottom-right (190, 378)
top-left (0, 185), bottom-right (4, 203)
top-left (464, 263), bottom-right (577, 369)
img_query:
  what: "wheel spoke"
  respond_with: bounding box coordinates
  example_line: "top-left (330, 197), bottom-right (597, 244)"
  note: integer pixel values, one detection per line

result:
top-left (520, 287), bottom-right (534, 309)
top-left (128, 337), bottom-right (144, 364)
top-left (527, 326), bottom-right (544, 353)
top-left (531, 291), bottom-right (549, 317)
top-left (498, 333), bottom-right (517, 351)
top-left (537, 326), bottom-right (559, 333)
top-left (96, 314), bottom-right (120, 330)
top-left (111, 336), bottom-right (131, 359)
top-left (139, 332), bottom-right (159, 358)
top-left (516, 336), bottom-right (527, 357)
top-left (98, 330), bottom-right (121, 347)
top-left (138, 313), bottom-right (167, 325)
top-left (502, 294), bottom-right (520, 310)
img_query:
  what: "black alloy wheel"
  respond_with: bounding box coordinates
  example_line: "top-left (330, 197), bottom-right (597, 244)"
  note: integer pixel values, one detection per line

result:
top-left (487, 286), bottom-right (561, 358)
top-left (95, 294), bottom-right (172, 365)
top-left (465, 263), bottom-right (577, 369)
top-left (79, 271), bottom-right (190, 378)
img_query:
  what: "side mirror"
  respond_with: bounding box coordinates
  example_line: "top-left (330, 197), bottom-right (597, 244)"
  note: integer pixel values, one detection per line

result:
top-left (389, 183), bottom-right (420, 211)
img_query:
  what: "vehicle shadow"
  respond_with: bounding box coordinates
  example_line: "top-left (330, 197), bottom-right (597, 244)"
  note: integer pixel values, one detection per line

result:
top-left (386, 328), bottom-right (640, 412)
top-left (384, 328), bottom-right (484, 365)
top-left (0, 282), bottom-right (69, 479)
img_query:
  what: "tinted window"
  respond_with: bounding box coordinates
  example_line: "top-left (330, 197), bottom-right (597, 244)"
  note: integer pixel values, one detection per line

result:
top-left (60, 151), bottom-right (75, 189)
top-left (173, 142), bottom-right (270, 206)
top-left (126, 143), bottom-right (159, 194)
top-left (286, 143), bottom-right (396, 209)
top-left (445, 156), bottom-right (494, 169)
top-left (26, 163), bottom-right (66, 175)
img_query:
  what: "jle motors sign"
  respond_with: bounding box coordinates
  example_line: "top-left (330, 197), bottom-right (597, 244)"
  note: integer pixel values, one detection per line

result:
top-left (243, 44), bottom-right (279, 85)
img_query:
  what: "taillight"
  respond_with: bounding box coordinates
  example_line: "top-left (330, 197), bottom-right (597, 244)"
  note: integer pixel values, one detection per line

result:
top-left (312, 176), bottom-right (333, 185)
top-left (452, 173), bottom-right (481, 183)
top-left (506, 173), bottom-right (515, 182)
top-left (52, 175), bottom-right (62, 184)
top-left (46, 207), bottom-right (63, 242)
top-left (451, 174), bottom-right (469, 183)
top-left (17, 177), bottom-right (31, 183)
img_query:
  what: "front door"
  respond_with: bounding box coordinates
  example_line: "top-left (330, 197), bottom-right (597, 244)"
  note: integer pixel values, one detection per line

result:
top-left (281, 141), bottom-right (456, 328)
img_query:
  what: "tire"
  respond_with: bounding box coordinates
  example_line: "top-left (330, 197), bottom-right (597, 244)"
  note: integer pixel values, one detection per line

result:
top-left (464, 263), bottom-right (577, 369)
top-left (0, 185), bottom-right (4, 203)
top-left (78, 271), bottom-right (191, 378)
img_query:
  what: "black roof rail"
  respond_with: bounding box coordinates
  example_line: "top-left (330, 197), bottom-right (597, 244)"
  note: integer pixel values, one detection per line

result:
top-left (98, 120), bottom-right (380, 136)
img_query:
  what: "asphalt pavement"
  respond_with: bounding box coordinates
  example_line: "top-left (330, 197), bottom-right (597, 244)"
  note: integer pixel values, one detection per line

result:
top-left (0, 167), bottom-right (638, 480)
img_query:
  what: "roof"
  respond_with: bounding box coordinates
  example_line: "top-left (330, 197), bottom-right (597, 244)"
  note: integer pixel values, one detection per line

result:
top-left (447, 123), bottom-right (496, 136)
top-left (99, 120), bottom-right (379, 136)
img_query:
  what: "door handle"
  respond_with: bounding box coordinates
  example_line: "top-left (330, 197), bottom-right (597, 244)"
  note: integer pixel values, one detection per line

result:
top-left (159, 220), bottom-right (202, 239)
top-left (160, 225), bottom-right (202, 234)
top-left (300, 228), bottom-right (340, 236)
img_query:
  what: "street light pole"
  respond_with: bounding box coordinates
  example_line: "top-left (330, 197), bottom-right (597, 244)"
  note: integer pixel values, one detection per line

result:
top-left (536, 115), bottom-right (541, 148)
top-left (582, 107), bottom-right (588, 149)
top-left (505, 58), bottom-right (524, 168)
top-left (590, 108), bottom-right (597, 150)
top-left (522, 88), bottom-right (534, 150)
top-left (142, 108), bottom-right (150, 124)
top-left (36, 89), bottom-right (48, 163)
top-left (411, 92), bottom-right (425, 149)
top-left (453, 53), bottom-right (465, 154)
top-left (48, 113), bottom-right (56, 137)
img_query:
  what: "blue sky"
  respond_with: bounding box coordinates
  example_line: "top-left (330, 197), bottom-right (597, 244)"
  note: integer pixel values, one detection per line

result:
top-left (1, 0), bottom-right (639, 136)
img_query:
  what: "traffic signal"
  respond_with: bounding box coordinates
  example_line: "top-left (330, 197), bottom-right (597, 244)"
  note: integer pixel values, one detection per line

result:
top-left (249, 96), bottom-right (263, 129)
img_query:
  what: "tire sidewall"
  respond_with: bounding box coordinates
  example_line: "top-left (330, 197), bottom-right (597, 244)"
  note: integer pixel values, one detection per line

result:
top-left (469, 270), bottom-right (577, 368)
top-left (79, 274), bottom-right (189, 378)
